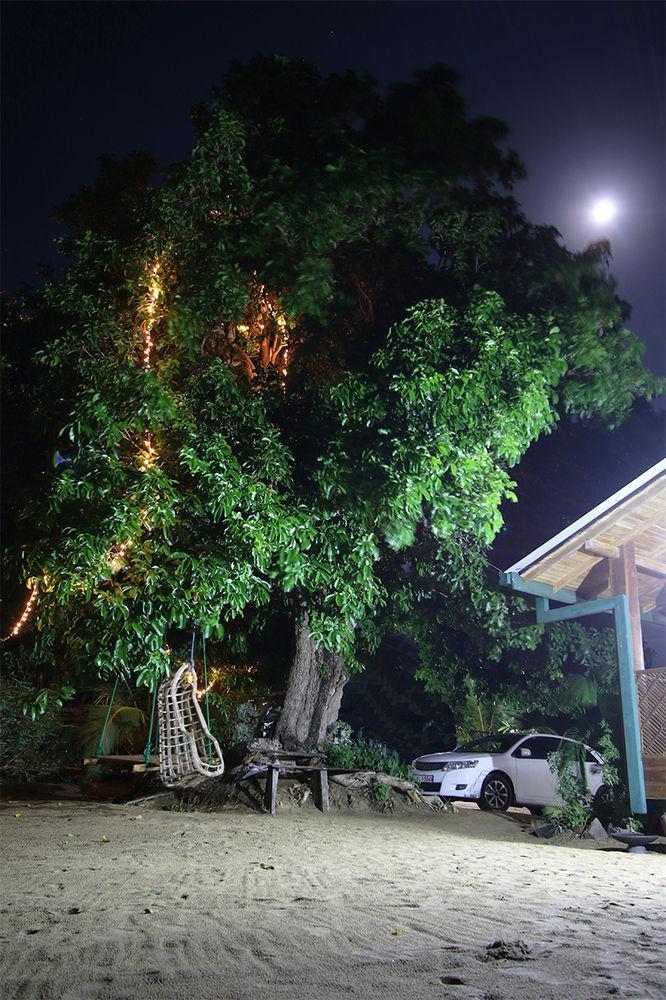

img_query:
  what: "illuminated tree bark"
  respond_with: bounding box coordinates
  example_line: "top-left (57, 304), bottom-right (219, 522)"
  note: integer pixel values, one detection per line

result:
top-left (276, 615), bottom-right (349, 750)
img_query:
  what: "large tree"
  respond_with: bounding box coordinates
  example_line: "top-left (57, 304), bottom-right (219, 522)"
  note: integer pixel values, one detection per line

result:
top-left (3, 58), bottom-right (660, 747)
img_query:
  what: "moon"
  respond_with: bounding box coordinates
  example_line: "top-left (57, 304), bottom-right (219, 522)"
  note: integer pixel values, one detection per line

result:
top-left (590, 197), bottom-right (617, 225)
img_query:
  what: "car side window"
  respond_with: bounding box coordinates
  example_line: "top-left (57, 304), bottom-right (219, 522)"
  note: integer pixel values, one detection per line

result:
top-left (513, 736), bottom-right (562, 760)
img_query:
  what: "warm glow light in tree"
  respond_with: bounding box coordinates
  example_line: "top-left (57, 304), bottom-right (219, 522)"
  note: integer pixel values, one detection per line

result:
top-left (3, 588), bottom-right (39, 640)
top-left (3, 259), bottom-right (166, 639)
top-left (142, 260), bottom-right (162, 369)
top-left (217, 284), bottom-right (292, 385)
top-left (140, 259), bottom-right (163, 470)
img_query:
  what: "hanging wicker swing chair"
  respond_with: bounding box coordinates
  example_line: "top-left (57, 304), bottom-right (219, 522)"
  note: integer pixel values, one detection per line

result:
top-left (157, 660), bottom-right (225, 788)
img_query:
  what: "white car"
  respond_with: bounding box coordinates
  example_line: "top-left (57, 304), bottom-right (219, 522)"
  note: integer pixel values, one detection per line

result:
top-left (412, 732), bottom-right (606, 812)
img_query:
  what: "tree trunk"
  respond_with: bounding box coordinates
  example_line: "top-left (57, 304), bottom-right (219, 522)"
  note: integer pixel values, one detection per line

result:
top-left (276, 615), bottom-right (349, 750)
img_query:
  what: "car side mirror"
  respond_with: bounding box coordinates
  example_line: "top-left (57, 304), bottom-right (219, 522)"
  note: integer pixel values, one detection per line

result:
top-left (518, 747), bottom-right (532, 758)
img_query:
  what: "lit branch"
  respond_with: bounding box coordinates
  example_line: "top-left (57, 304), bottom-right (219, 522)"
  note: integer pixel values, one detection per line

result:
top-left (2, 588), bottom-right (39, 641)
top-left (4, 257), bottom-right (170, 640)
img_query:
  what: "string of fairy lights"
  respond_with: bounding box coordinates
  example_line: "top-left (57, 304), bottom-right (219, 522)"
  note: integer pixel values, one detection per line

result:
top-left (2, 258), bottom-right (165, 643)
top-left (3, 264), bottom-right (292, 645)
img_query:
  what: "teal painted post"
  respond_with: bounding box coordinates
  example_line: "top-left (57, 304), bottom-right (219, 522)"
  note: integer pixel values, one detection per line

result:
top-left (613, 595), bottom-right (647, 815)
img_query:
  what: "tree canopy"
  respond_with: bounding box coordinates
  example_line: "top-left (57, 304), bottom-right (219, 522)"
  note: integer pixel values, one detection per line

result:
top-left (2, 57), bottom-right (660, 737)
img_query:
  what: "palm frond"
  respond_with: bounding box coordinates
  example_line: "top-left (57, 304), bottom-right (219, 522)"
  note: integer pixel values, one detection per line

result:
top-left (79, 703), bottom-right (148, 757)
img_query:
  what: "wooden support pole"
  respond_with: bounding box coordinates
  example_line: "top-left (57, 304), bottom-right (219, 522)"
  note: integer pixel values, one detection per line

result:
top-left (610, 542), bottom-right (645, 671)
top-left (313, 769), bottom-right (330, 812)
top-left (264, 765), bottom-right (279, 815)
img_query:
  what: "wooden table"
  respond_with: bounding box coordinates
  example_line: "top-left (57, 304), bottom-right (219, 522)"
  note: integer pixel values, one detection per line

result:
top-left (255, 753), bottom-right (360, 815)
top-left (262, 763), bottom-right (329, 815)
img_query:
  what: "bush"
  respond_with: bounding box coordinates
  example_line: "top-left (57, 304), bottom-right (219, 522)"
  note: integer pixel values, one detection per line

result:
top-left (545, 739), bottom-right (593, 833)
top-left (369, 780), bottom-right (392, 803)
top-left (546, 724), bottom-right (643, 834)
top-left (207, 695), bottom-right (266, 748)
top-left (322, 733), bottom-right (414, 780)
top-left (0, 675), bottom-right (76, 780)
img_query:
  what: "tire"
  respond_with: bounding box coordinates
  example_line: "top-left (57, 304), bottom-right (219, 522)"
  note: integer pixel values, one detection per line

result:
top-left (592, 784), bottom-right (614, 821)
top-left (479, 773), bottom-right (513, 812)
top-left (593, 784), bottom-right (610, 805)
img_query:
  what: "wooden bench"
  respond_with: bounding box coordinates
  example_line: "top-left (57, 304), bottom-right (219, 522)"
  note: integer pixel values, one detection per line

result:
top-left (83, 754), bottom-right (159, 774)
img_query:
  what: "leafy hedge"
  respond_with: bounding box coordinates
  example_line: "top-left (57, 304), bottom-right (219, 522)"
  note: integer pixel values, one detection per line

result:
top-left (0, 676), bottom-right (75, 780)
top-left (324, 735), bottom-right (413, 780)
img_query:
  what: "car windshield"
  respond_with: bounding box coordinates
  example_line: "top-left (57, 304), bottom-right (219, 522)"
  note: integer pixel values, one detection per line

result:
top-left (454, 734), bottom-right (522, 754)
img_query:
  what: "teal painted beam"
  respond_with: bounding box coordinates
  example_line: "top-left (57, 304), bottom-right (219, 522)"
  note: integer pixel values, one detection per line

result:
top-left (499, 571), bottom-right (578, 605)
top-left (535, 594), bottom-right (616, 623)
top-left (536, 593), bottom-right (647, 815)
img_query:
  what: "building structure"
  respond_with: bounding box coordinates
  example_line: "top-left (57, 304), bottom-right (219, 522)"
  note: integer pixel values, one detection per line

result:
top-left (500, 458), bottom-right (666, 814)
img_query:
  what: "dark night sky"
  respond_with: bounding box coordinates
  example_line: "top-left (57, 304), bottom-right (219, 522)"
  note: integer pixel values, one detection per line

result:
top-left (1, 3), bottom-right (665, 661)
top-left (2, 0), bottom-right (664, 390)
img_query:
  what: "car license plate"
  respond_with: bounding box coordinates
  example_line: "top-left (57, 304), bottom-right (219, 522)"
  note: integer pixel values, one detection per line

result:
top-left (420, 774), bottom-right (434, 783)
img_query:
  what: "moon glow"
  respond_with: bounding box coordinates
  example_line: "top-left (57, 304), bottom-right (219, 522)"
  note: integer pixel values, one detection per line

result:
top-left (590, 197), bottom-right (617, 225)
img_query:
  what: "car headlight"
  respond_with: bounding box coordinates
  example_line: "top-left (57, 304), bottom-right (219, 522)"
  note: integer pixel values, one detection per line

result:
top-left (441, 759), bottom-right (478, 771)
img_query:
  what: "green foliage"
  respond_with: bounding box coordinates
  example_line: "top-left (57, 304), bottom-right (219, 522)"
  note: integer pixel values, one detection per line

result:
top-left (429, 199), bottom-right (662, 428)
top-left (595, 720), bottom-right (620, 791)
top-left (397, 533), bottom-right (621, 727)
top-left (0, 673), bottom-right (76, 780)
top-left (79, 695), bottom-right (148, 758)
top-left (323, 734), bottom-right (413, 780)
top-left (2, 55), bottom-right (660, 711)
top-left (453, 678), bottom-right (520, 742)
top-left (369, 780), bottom-right (392, 803)
top-left (21, 683), bottom-right (75, 722)
top-left (545, 796), bottom-right (593, 835)
top-left (539, 721), bottom-right (638, 833)
top-left (545, 738), bottom-right (593, 833)
top-left (207, 696), bottom-right (259, 749)
top-left (587, 722), bottom-right (644, 829)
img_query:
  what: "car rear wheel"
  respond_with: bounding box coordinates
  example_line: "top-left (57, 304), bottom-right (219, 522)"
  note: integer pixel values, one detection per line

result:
top-left (479, 773), bottom-right (513, 812)
top-left (592, 783), bottom-right (614, 821)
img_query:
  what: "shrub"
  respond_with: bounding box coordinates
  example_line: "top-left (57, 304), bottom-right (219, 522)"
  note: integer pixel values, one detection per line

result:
top-left (207, 695), bottom-right (265, 748)
top-left (322, 732), bottom-right (413, 780)
top-left (325, 720), bottom-right (353, 746)
top-left (546, 724), bottom-right (643, 834)
top-left (369, 780), bottom-right (392, 803)
top-left (545, 738), bottom-right (593, 833)
top-left (0, 675), bottom-right (76, 780)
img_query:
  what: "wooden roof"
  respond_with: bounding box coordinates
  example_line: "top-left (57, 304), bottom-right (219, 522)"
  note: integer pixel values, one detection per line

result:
top-left (505, 459), bottom-right (666, 614)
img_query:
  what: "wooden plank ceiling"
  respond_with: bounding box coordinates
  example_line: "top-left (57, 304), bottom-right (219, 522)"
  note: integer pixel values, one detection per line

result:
top-left (519, 467), bottom-right (666, 614)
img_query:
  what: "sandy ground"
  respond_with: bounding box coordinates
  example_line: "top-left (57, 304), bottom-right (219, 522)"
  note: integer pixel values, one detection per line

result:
top-left (0, 799), bottom-right (664, 1000)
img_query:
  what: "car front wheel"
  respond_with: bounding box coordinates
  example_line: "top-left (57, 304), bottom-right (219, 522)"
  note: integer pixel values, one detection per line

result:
top-left (479, 773), bottom-right (513, 812)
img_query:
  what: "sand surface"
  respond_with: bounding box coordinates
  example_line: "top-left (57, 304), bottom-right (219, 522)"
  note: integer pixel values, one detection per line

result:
top-left (1, 800), bottom-right (664, 1000)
